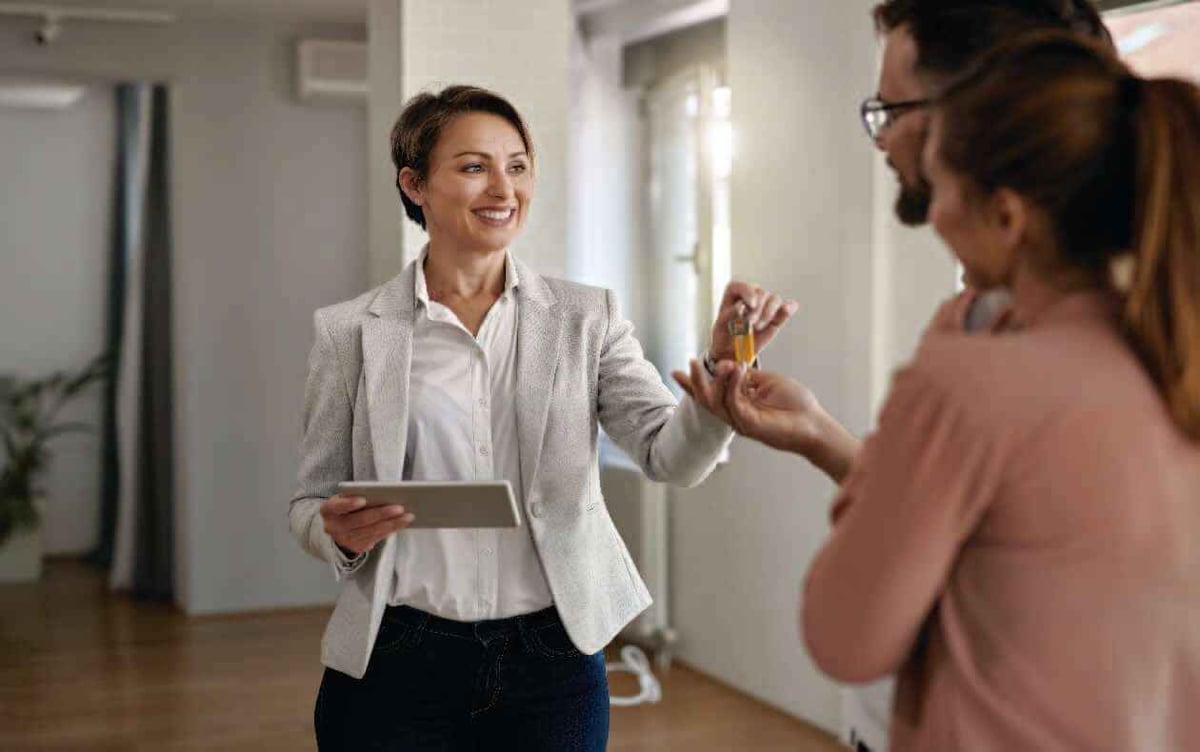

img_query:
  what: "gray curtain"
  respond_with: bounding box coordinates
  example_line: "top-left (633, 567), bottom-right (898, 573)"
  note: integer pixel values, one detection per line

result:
top-left (92, 83), bottom-right (174, 601)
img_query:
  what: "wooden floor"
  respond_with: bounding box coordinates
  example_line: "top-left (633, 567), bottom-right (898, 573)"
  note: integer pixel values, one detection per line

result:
top-left (0, 559), bottom-right (842, 751)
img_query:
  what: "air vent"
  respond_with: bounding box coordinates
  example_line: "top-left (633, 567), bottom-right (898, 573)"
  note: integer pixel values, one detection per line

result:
top-left (296, 39), bottom-right (367, 103)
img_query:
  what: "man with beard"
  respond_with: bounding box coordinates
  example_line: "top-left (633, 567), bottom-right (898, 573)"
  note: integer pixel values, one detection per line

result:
top-left (849, 9), bottom-right (1110, 748)
top-left (677, 2), bottom-right (1112, 750)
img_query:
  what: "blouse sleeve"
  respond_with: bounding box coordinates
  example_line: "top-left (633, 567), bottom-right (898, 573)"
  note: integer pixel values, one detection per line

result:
top-left (801, 365), bottom-right (1004, 683)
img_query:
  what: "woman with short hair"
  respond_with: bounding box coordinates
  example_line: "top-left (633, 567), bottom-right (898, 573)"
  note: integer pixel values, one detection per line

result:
top-left (289, 85), bottom-right (797, 751)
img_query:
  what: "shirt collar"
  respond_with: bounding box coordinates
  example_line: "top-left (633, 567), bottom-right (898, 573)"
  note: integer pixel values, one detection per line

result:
top-left (414, 243), bottom-right (520, 307)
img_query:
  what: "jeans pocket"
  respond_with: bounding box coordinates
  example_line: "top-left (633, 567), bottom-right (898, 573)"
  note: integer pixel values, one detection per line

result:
top-left (372, 616), bottom-right (423, 657)
top-left (528, 621), bottom-right (584, 659)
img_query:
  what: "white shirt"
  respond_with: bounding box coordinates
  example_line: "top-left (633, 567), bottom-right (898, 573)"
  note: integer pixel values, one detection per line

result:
top-left (387, 249), bottom-right (554, 621)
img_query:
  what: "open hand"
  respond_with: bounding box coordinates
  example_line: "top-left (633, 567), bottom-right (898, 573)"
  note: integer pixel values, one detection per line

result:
top-left (723, 367), bottom-right (822, 454)
top-left (672, 357), bottom-right (737, 427)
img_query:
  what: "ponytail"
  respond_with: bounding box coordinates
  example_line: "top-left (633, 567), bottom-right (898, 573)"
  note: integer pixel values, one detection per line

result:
top-left (937, 31), bottom-right (1200, 440)
top-left (1124, 78), bottom-right (1200, 440)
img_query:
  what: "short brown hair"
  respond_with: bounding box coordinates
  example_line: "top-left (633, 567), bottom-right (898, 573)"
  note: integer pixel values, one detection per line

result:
top-left (872, 0), bottom-right (1110, 81)
top-left (937, 32), bottom-right (1200, 440)
top-left (390, 85), bottom-right (534, 229)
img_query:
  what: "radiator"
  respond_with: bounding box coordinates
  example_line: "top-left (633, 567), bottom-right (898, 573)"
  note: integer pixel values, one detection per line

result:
top-left (599, 433), bottom-right (678, 666)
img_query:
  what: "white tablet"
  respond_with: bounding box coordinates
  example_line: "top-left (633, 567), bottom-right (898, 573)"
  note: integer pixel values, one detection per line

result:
top-left (336, 481), bottom-right (521, 529)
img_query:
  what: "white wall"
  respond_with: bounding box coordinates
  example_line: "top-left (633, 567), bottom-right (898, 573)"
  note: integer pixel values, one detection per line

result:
top-left (568, 31), bottom-right (647, 335)
top-left (871, 160), bottom-right (959, 413)
top-left (367, 0), bottom-right (572, 281)
top-left (0, 87), bottom-right (114, 555)
top-left (669, 0), bottom-right (880, 734)
top-left (0, 14), bottom-right (369, 614)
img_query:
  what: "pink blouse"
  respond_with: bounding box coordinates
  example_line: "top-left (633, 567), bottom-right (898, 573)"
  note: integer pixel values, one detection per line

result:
top-left (804, 289), bottom-right (1200, 751)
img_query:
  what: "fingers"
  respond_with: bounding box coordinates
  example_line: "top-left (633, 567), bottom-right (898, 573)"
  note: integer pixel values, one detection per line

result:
top-left (762, 299), bottom-right (799, 331)
top-left (749, 297), bottom-right (799, 354)
top-left (716, 282), bottom-right (764, 330)
top-left (671, 370), bottom-right (696, 400)
top-left (719, 281), bottom-right (797, 332)
top-left (724, 367), bottom-right (755, 431)
top-left (693, 358), bottom-right (742, 428)
top-left (720, 280), bottom-right (762, 312)
top-left (322, 494), bottom-right (367, 517)
top-left (340, 504), bottom-right (411, 532)
top-left (687, 358), bottom-right (716, 410)
top-left (726, 365), bottom-right (745, 400)
top-left (754, 293), bottom-right (785, 332)
top-left (680, 359), bottom-right (726, 423)
top-left (329, 509), bottom-right (415, 555)
top-left (322, 495), bottom-right (415, 555)
top-left (340, 510), bottom-right (415, 554)
top-left (713, 359), bottom-right (739, 379)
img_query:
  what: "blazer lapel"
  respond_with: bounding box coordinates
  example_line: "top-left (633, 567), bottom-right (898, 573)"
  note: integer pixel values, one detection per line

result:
top-left (514, 259), bottom-right (563, 503)
top-left (362, 263), bottom-right (417, 481)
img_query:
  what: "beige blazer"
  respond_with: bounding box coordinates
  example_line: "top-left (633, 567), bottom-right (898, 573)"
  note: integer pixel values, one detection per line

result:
top-left (290, 256), bottom-right (732, 679)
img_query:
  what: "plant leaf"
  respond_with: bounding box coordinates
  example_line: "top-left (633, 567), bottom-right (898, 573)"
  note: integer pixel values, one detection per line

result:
top-left (40, 422), bottom-right (95, 440)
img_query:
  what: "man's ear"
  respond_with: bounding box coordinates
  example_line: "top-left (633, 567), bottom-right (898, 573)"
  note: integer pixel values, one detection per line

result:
top-left (990, 187), bottom-right (1031, 254)
top-left (398, 167), bottom-right (424, 207)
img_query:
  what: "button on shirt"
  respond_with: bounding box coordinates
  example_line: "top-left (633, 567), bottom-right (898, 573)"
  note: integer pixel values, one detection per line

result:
top-left (389, 250), bottom-right (553, 621)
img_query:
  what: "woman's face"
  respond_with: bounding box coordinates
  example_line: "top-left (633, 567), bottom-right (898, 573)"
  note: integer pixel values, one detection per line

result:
top-left (408, 111), bottom-right (533, 254)
top-left (922, 113), bottom-right (1020, 290)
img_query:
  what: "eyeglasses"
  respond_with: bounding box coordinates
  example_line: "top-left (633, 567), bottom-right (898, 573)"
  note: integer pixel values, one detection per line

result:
top-left (860, 97), bottom-right (931, 141)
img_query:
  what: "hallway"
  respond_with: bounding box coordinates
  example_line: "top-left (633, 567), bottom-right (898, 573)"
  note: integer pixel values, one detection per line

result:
top-left (0, 560), bottom-right (841, 751)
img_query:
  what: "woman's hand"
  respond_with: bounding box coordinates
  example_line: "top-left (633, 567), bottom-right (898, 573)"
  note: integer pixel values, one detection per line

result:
top-left (723, 367), bottom-right (822, 454)
top-left (675, 359), bottom-right (862, 483)
top-left (321, 495), bottom-right (415, 556)
top-left (724, 367), bottom-right (862, 483)
top-left (672, 357), bottom-right (737, 427)
top-left (673, 358), bottom-right (819, 452)
top-left (708, 281), bottom-right (799, 362)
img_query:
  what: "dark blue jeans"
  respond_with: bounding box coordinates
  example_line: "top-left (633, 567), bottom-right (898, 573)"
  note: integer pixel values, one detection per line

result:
top-left (315, 604), bottom-right (610, 751)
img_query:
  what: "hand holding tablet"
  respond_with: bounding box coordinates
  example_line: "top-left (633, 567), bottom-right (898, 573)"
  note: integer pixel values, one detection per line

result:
top-left (320, 494), bottom-right (415, 556)
top-left (335, 481), bottom-right (521, 529)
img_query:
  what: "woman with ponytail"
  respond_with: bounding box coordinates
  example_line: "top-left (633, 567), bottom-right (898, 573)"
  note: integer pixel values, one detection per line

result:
top-left (694, 31), bottom-right (1200, 750)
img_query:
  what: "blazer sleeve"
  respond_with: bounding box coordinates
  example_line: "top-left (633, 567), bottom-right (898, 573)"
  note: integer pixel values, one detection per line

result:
top-left (289, 309), bottom-right (368, 580)
top-left (595, 288), bottom-right (733, 487)
top-left (801, 366), bottom-right (1001, 683)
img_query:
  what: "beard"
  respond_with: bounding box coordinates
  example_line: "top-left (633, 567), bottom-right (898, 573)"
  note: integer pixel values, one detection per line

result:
top-left (894, 176), bottom-right (932, 227)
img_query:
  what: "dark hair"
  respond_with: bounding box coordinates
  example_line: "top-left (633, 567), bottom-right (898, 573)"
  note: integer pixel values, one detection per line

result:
top-left (937, 32), bottom-right (1200, 440)
top-left (872, 0), bottom-right (1111, 80)
top-left (390, 85), bottom-right (534, 229)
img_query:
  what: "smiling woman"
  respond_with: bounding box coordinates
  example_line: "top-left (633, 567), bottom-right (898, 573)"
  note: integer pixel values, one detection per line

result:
top-left (286, 84), bottom-right (794, 752)
top-left (391, 86), bottom-right (534, 235)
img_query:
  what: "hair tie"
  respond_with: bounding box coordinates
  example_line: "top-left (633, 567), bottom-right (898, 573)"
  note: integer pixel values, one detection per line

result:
top-left (1110, 253), bottom-right (1137, 294)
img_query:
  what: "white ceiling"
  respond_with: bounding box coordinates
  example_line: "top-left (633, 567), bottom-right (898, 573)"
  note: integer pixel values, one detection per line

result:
top-left (0, 0), bottom-right (726, 32)
top-left (575, 0), bottom-right (726, 44)
top-left (0, 0), bottom-right (367, 23)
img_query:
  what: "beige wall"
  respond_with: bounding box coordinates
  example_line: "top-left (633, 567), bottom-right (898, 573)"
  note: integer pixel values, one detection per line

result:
top-left (0, 14), bottom-right (369, 614)
top-left (368, 0), bottom-right (573, 283)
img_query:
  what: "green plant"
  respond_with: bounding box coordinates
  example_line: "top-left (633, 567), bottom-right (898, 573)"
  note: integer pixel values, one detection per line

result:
top-left (0, 353), bottom-right (109, 547)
